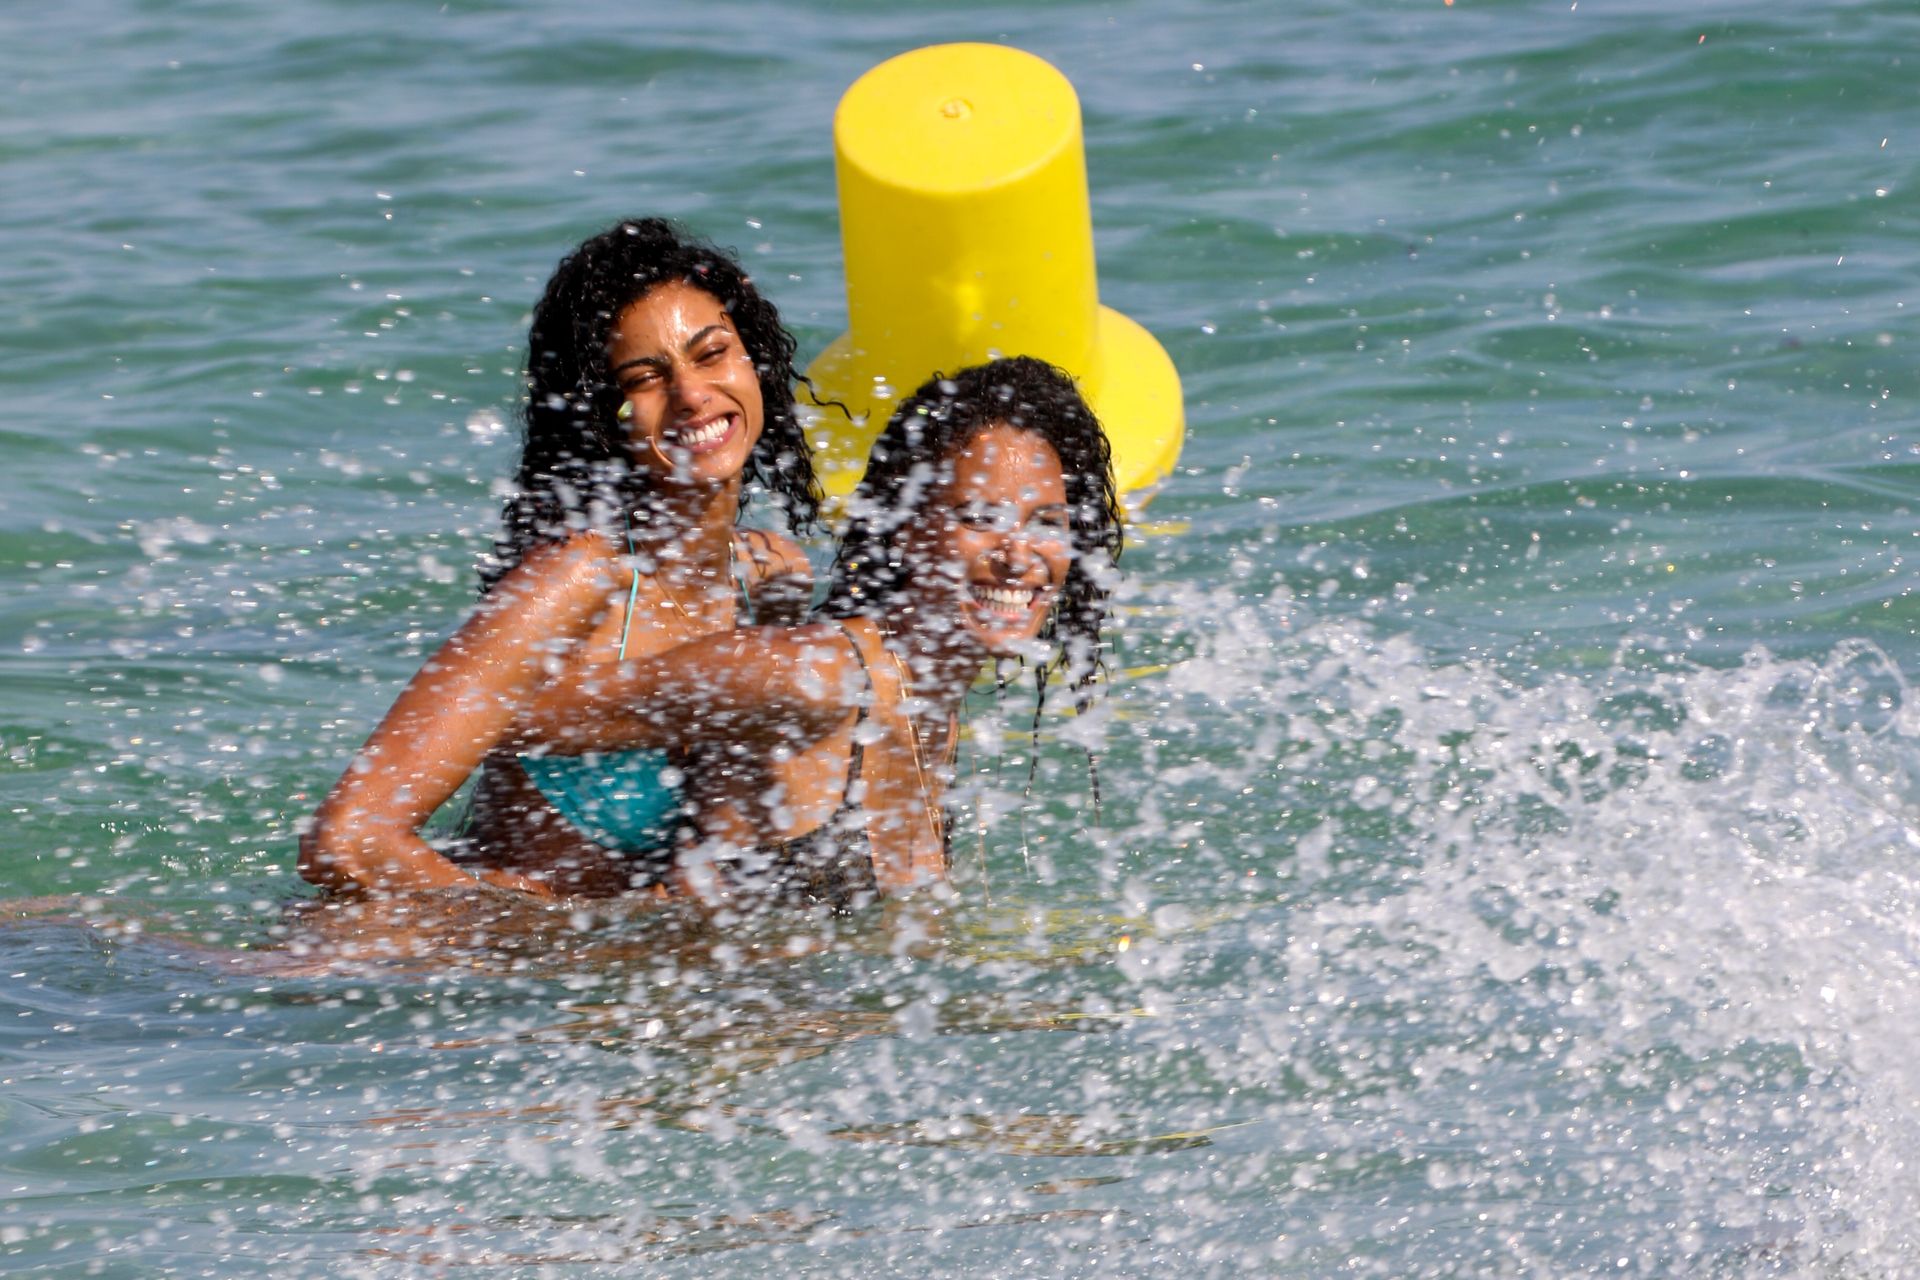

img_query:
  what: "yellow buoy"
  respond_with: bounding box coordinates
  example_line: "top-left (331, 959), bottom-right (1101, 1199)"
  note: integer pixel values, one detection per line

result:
top-left (806, 42), bottom-right (1184, 505)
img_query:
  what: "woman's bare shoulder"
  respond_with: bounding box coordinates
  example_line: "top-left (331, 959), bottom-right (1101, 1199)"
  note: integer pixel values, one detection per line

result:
top-left (481, 533), bottom-right (620, 612)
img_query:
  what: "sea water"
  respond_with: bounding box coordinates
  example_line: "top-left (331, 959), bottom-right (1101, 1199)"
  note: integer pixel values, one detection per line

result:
top-left (3, 0), bottom-right (1917, 1274)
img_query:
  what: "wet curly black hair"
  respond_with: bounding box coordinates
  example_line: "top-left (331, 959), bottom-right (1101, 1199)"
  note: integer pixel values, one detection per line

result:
top-left (820, 355), bottom-right (1123, 711)
top-left (481, 217), bottom-right (821, 590)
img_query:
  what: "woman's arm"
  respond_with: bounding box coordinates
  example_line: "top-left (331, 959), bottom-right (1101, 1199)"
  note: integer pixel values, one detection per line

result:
top-left (505, 532), bottom-right (815, 747)
top-left (544, 622), bottom-right (865, 757)
top-left (298, 540), bottom-right (613, 896)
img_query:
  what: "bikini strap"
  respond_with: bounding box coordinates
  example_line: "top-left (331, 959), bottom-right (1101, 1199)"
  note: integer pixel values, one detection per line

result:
top-left (618, 517), bottom-right (642, 660)
top-left (825, 618), bottom-right (876, 794)
top-left (731, 530), bottom-right (756, 625)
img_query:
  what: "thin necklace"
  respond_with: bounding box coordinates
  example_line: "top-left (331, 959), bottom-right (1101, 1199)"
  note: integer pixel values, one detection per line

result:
top-left (659, 536), bottom-right (737, 626)
top-left (881, 630), bottom-right (950, 855)
top-left (620, 520), bottom-right (737, 658)
top-left (654, 574), bottom-right (699, 627)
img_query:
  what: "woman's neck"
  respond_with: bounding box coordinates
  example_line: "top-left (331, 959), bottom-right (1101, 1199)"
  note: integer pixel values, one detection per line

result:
top-left (627, 479), bottom-right (740, 588)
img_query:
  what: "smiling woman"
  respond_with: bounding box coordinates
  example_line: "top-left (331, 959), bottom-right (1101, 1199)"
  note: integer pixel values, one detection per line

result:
top-left (530, 356), bottom-right (1124, 910)
top-left (298, 218), bottom-right (821, 900)
top-left (608, 280), bottom-right (768, 490)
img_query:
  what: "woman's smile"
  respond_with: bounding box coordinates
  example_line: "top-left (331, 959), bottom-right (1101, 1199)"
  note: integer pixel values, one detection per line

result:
top-left (913, 423), bottom-right (1073, 655)
top-left (664, 411), bottom-right (741, 454)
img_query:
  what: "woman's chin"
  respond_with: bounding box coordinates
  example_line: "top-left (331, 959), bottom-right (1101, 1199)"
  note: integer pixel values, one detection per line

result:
top-left (654, 454), bottom-right (749, 492)
top-left (964, 604), bottom-right (1052, 658)
top-left (645, 429), bottom-right (757, 491)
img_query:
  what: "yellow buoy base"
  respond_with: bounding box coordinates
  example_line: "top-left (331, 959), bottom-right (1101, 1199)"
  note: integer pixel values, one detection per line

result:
top-left (805, 42), bottom-right (1184, 509)
top-left (807, 307), bottom-right (1184, 512)
top-left (806, 304), bottom-right (1183, 506)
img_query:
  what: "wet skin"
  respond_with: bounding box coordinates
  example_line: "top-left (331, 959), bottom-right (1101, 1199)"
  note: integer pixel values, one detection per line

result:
top-left (569, 424), bottom-right (1077, 901)
top-left (300, 281), bottom-right (809, 900)
top-left (896, 424), bottom-right (1073, 659)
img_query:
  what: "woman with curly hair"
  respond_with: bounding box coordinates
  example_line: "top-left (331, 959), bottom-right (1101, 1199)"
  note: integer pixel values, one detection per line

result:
top-left (528, 356), bottom-right (1123, 910)
top-left (301, 217), bottom-right (822, 898)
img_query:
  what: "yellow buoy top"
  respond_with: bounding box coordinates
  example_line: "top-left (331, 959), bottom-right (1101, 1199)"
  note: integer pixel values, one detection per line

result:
top-left (807, 43), bottom-right (1184, 507)
top-left (835, 44), bottom-right (1078, 195)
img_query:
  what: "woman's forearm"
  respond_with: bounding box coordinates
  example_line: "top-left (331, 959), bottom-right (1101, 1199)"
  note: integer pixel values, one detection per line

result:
top-left (298, 814), bottom-right (555, 897)
top-left (534, 625), bottom-right (857, 756)
top-left (298, 814), bottom-right (478, 894)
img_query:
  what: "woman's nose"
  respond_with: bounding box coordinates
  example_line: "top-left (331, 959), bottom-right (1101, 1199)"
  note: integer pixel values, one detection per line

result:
top-left (666, 369), bottom-right (711, 414)
top-left (991, 530), bottom-right (1036, 576)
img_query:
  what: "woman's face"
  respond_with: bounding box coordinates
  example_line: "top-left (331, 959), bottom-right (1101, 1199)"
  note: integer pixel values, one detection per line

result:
top-left (605, 280), bottom-right (765, 489)
top-left (906, 423), bottom-right (1073, 656)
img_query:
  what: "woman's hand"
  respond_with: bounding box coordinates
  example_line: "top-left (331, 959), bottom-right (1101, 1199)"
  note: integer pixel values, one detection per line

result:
top-left (475, 867), bottom-right (560, 898)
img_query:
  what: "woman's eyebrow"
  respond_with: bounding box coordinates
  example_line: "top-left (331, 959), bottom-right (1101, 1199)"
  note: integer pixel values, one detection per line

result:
top-left (611, 324), bottom-right (732, 375)
top-left (681, 322), bottom-right (729, 351)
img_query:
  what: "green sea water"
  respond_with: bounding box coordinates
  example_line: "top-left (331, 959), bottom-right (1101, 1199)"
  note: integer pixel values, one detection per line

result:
top-left (4, 0), bottom-right (1920, 1274)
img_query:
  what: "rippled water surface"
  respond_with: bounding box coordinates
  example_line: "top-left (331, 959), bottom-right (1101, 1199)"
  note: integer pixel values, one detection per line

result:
top-left (5, 0), bottom-right (1919, 1275)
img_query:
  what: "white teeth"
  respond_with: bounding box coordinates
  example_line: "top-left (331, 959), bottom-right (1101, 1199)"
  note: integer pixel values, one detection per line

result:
top-left (674, 417), bottom-right (729, 448)
top-left (971, 585), bottom-right (1035, 610)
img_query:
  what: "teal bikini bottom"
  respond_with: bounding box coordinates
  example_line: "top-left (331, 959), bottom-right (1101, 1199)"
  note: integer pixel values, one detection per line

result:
top-left (519, 749), bottom-right (682, 857)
